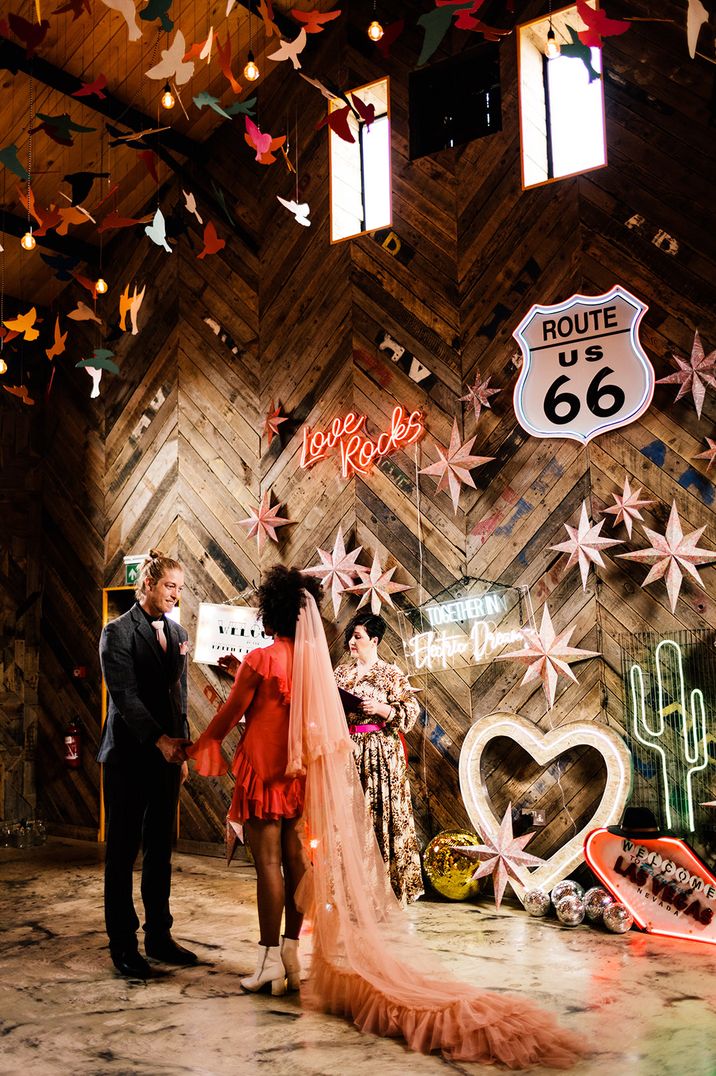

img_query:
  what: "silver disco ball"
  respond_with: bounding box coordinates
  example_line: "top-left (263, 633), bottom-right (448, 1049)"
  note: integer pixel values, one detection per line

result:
top-left (555, 895), bottom-right (586, 926)
top-left (584, 886), bottom-right (615, 922)
top-left (603, 903), bottom-right (634, 934)
top-left (523, 889), bottom-right (551, 917)
top-left (550, 879), bottom-right (584, 906)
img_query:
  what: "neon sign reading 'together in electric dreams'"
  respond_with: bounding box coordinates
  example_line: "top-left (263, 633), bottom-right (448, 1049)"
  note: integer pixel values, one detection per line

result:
top-left (403, 591), bottom-right (525, 672)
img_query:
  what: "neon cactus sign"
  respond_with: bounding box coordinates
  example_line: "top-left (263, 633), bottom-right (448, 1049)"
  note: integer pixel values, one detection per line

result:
top-left (300, 405), bottom-right (424, 478)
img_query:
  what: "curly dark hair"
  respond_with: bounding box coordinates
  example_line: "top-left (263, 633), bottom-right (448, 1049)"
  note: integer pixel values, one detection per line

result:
top-left (258, 565), bottom-right (323, 639)
top-left (344, 611), bottom-right (387, 649)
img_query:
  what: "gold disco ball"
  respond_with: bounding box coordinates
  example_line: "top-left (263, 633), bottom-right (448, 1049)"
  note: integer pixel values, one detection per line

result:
top-left (423, 830), bottom-right (482, 901)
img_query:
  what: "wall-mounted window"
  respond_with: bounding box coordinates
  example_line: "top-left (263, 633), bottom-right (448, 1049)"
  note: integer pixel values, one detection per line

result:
top-left (329, 77), bottom-right (391, 244)
top-left (518, 2), bottom-right (607, 190)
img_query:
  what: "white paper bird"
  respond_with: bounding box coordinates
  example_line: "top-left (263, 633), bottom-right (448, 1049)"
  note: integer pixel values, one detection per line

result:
top-left (276, 195), bottom-right (311, 227)
top-left (182, 189), bottom-right (203, 225)
top-left (145, 208), bottom-right (172, 253)
top-left (146, 31), bottom-right (195, 86)
top-left (85, 366), bottom-right (103, 398)
top-left (101, 0), bottom-right (142, 41)
top-left (267, 28), bottom-right (307, 69)
top-left (687, 0), bottom-right (709, 58)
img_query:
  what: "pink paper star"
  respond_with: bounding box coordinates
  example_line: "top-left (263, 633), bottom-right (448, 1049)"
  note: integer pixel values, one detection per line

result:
top-left (617, 500), bottom-right (716, 613)
top-left (344, 551), bottom-right (411, 615)
top-left (656, 331), bottom-right (716, 419)
top-left (263, 400), bottom-right (288, 447)
top-left (419, 419), bottom-right (494, 514)
top-left (500, 604), bottom-right (599, 710)
top-left (304, 527), bottom-right (365, 618)
top-left (237, 490), bottom-right (293, 551)
top-left (602, 477), bottom-right (657, 538)
top-left (460, 370), bottom-right (501, 423)
top-left (693, 437), bottom-right (716, 471)
top-left (456, 803), bottom-right (543, 910)
top-left (550, 500), bottom-right (622, 590)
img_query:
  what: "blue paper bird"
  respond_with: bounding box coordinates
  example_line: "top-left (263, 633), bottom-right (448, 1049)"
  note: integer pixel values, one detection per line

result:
top-left (0, 143), bottom-right (28, 181)
top-left (416, 2), bottom-right (473, 67)
top-left (40, 252), bottom-right (81, 280)
top-left (193, 92), bottom-right (232, 120)
top-left (225, 96), bottom-right (257, 117)
top-left (560, 24), bottom-right (601, 82)
top-left (139, 0), bottom-right (173, 32)
top-left (76, 349), bottom-right (120, 373)
top-left (31, 112), bottom-right (96, 146)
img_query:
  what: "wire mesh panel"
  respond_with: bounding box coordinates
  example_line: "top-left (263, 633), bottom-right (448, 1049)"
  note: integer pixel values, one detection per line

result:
top-left (619, 629), bottom-right (716, 846)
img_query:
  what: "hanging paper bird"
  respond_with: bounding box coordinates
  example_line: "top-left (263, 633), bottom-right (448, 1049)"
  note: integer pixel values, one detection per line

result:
top-left (40, 252), bottom-right (81, 280)
top-left (276, 195), bottom-right (311, 227)
top-left (17, 185), bottom-right (60, 235)
top-left (4, 384), bottom-right (35, 405)
top-left (30, 112), bottom-right (96, 147)
top-left (575, 0), bottom-right (630, 47)
top-left (214, 34), bottom-right (242, 94)
top-left (184, 27), bottom-right (213, 61)
top-left (67, 301), bottom-right (103, 324)
top-left (417, 3), bottom-right (472, 66)
top-left (57, 205), bottom-right (94, 234)
top-left (63, 171), bottom-right (110, 206)
top-left (53, 0), bottom-right (92, 20)
top-left (197, 220), bottom-right (225, 259)
top-left (182, 191), bottom-right (203, 225)
top-left (687, 0), bottom-right (710, 58)
top-left (225, 96), bottom-right (257, 117)
top-left (71, 74), bottom-right (109, 99)
top-left (98, 209), bottom-right (153, 232)
top-left (210, 181), bottom-right (235, 226)
top-left (376, 18), bottom-right (404, 58)
top-left (456, 13), bottom-right (512, 40)
top-left (71, 270), bottom-right (99, 299)
top-left (4, 308), bottom-right (40, 342)
top-left (560, 25), bottom-right (601, 81)
top-left (145, 208), bottom-right (173, 253)
top-left (350, 93), bottom-right (375, 127)
top-left (77, 348), bottom-right (119, 373)
top-left (290, 8), bottom-right (341, 33)
top-left (7, 14), bottom-right (50, 55)
top-left (193, 92), bottom-right (232, 120)
top-left (106, 122), bottom-right (169, 146)
top-left (258, 0), bottom-right (281, 38)
top-left (163, 204), bottom-right (193, 246)
top-left (145, 32), bottom-right (194, 85)
top-left (100, 0), bottom-right (142, 40)
top-left (267, 28), bottom-right (307, 70)
top-left (82, 367), bottom-right (104, 398)
top-left (299, 72), bottom-right (342, 101)
top-left (317, 105), bottom-right (355, 144)
top-left (45, 317), bottom-right (68, 360)
top-left (244, 117), bottom-right (286, 163)
top-left (139, 150), bottom-right (159, 183)
top-left (119, 284), bottom-right (146, 334)
top-left (139, 0), bottom-right (174, 33)
top-left (0, 143), bottom-right (28, 181)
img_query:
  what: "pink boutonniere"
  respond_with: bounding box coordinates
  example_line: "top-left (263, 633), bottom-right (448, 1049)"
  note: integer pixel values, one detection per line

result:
top-left (179, 640), bottom-right (191, 656)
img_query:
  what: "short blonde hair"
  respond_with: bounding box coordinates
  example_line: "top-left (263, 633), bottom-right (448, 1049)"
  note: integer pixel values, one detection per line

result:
top-left (135, 548), bottom-right (182, 600)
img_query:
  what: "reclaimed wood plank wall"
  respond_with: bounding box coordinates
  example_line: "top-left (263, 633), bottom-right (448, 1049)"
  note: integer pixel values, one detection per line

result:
top-left (19, 0), bottom-right (716, 854)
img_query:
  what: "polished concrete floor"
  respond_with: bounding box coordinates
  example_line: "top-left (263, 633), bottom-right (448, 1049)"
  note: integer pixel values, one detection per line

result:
top-left (0, 841), bottom-right (715, 1076)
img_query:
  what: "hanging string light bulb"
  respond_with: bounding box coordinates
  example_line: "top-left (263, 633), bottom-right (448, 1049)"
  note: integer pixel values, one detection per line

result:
top-left (244, 10), bottom-right (260, 81)
top-left (0, 356), bottom-right (7, 376)
top-left (21, 75), bottom-right (36, 252)
top-left (96, 277), bottom-right (108, 294)
top-left (545, 0), bottom-right (560, 58)
top-left (20, 230), bottom-right (36, 251)
top-left (367, 0), bottom-right (383, 41)
top-left (161, 82), bottom-right (176, 109)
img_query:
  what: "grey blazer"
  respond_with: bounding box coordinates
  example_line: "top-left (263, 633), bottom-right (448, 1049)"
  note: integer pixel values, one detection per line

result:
top-left (98, 603), bottom-right (189, 764)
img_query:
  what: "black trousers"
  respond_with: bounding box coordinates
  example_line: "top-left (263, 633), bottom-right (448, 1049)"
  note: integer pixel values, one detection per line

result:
top-left (103, 751), bottom-right (181, 952)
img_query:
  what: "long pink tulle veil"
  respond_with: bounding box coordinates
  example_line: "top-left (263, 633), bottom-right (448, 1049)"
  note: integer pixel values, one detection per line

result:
top-left (285, 593), bottom-right (587, 1068)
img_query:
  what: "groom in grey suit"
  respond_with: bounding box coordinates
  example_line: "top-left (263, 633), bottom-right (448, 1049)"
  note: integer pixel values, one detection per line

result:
top-left (99, 551), bottom-right (195, 978)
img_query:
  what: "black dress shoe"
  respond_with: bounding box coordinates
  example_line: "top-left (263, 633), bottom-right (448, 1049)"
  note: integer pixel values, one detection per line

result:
top-left (145, 934), bottom-right (198, 965)
top-left (112, 949), bottom-right (153, 979)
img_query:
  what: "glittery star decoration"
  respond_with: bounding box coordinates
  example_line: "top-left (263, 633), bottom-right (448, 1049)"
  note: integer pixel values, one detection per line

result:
top-left (693, 437), bottom-right (716, 471)
top-left (419, 419), bottom-right (494, 514)
top-left (500, 604), bottom-right (599, 710)
top-left (550, 500), bottom-right (623, 590)
top-left (617, 500), bottom-right (716, 613)
top-left (656, 331), bottom-right (716, 419)
top-left (263, 400), bottom-right (288, 448)
top-left (304, 526), bottom-right (365, 617)
top-left (344, 551), bottom-right (411, 615)
top-left (455, 803), bottom-right (544, 910)
top-left (602, 477), bottom-right (657, 538)
top-left (237, 491), bottom-right (293, 551)
top-left (460, 370), bottom-right (501, 423)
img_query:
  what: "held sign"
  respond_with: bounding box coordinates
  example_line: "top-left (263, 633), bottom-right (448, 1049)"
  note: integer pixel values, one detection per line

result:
top-left (513, 286), bottom-right (654, 444)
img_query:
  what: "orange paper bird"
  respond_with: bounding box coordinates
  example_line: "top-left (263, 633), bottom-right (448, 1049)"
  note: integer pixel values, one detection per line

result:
top-left (56, 206), bottom-right (91, 235)
top-left (197, 221), bottom-right (225, 259)
top-left (215, 34), bottom-right (242, 94)
top-left (67, 301), bottom-right (103, 325)
top-left (290, 7), bottom-right (341, 32)
top-left (7, 13), bottom-right (50, 54)
top-left (317, 105), bottom-right (355, 143)
top-left (119, 283), bottom-right (146, 333)
top-left (184, 27), bottom-right (213, 61)
top-left (4, 384), bottom-right (35, 405)
top-left (17, 185), bottom-right (61, 236)
top-left (98, 210), bottom-right (153, 233)
top-left (71, 74), bottom-right (109, 99)
top-left (46, 317), bottom-right (68, 360)
top-left (71, 271), bottom-right (99, 299)
top-left (258, 0), bottom-right (281, 38)
top-left (4, 308), bottom-right (40, 341)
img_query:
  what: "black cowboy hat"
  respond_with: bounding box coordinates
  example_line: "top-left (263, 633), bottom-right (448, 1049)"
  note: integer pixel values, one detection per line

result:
top-left (607, 806), bottom-right (662, 839)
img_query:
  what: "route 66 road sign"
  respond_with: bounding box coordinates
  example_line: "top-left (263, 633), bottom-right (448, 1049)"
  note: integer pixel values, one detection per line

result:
top-left (512, 285), bottom-right (655, 444)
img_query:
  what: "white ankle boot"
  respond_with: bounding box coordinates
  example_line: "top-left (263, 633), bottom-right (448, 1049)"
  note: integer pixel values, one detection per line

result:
top-left (240, 944), bottom-right (286, 995)
top-left (280, 936), bottom-right (300, 991)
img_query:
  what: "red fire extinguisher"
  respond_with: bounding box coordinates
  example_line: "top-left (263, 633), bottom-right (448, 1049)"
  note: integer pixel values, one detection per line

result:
top-left (64, 719), bottom-right (81, 769)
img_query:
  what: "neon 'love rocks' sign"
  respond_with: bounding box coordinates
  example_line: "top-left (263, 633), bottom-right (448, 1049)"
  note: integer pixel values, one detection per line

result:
top-left (300, 405), bottom-right (424, 478)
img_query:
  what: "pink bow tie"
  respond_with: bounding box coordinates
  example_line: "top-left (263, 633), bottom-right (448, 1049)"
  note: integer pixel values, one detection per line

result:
top-left (151, 619), bottom-right (167, 653)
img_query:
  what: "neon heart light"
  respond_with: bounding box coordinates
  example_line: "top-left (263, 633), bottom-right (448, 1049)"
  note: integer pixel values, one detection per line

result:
top-left (459, 711), bottom-right (633, 900)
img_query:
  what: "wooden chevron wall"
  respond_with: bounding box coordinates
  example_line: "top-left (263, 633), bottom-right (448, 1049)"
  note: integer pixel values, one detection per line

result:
top-left (9, 0), bottom-right (714, 861)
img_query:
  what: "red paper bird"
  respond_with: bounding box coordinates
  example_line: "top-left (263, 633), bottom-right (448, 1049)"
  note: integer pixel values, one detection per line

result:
top-left (258, 0), bottom-right (281, 38)
top-left (71, 271), bottom-right (99, 299)
top-left (459, 15), bottom-right (512, 39)
top-left (98, 209), bottom-right (152, 233)
top-left (576, 0), bottom-right (630, 47)
top-left (7, 14), bottom-right (50, 54)
top-left (197, 220), bottom-right (225, 259)
top-left (351, 93), bottom-right (375, 127)
top-left (317, 105), bottom-right (355, 144)
top-left (46, 317), bottom-right (68, 360)
top-left (139, 150), bottom-right (159, 183)
top-left (290, 7), bottom-right (341, 33)
top-left (0, 326), bottom-right (19, 345)
top-left (71, 74), bottom-right (108, 99)
top-left (215, 34), bottom-right (242, 95)
top-left (184, 28), bottom-right (213, 61)
top-left (376, 18), bottom-right (404, 58)
top-left (4, 384), bottom-right (35, 406)
top-left (53, 0), bottom-right (91, 21)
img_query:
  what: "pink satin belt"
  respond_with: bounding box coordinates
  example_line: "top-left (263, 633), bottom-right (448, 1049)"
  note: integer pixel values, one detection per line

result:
top-left (348, 722), bottom-right (385, 735)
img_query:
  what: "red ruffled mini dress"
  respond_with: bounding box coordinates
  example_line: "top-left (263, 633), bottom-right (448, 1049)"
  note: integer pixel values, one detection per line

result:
top-left (187, 639), bottom-right (304, 821)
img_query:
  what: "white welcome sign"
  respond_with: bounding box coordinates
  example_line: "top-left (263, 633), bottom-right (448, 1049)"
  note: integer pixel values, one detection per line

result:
top-left (194, 603), bottom-right (271, 665)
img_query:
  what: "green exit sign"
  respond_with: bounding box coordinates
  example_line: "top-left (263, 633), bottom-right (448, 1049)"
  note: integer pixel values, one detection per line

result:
top-left (123, 555), bottom-right (145, 587)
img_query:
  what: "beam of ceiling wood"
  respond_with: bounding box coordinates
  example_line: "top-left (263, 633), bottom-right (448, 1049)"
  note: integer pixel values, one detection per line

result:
top-left (0, 36), bottom-right (201, 161)
top-left (1, 210), bottom-right (98, 264)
